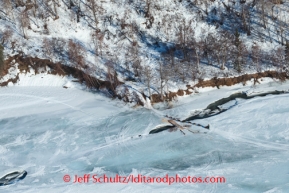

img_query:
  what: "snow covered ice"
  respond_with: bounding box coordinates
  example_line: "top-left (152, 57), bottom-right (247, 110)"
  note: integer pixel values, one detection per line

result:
top-left (0, 79), bottom-right (289, 193)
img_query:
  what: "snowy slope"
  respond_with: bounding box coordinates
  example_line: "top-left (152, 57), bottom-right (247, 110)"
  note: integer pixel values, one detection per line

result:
top-left (1, 0), bottom-right (289, 95)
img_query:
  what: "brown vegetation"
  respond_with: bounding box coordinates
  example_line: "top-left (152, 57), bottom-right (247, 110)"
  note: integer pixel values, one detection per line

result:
top-left (149, 70), bottom-right (288, 104)
top-left (1, 54), bottom-right (289, 105)
top-left (1, 54), bottom-right (123, 97)
top-left (194, 71), bottom-right (289, 88)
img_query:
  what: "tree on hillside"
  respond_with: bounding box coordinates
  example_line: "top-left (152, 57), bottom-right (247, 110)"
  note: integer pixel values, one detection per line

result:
top-left (233, 30), bottom-right (248, 73)
top-left (105, 60), bottom-right (120, 96)
top-left (234, 29), bottom-right (241, 47)
top-left (270, 46), bottom-right (285, 73)
top-left (190, 40), bottom-right (204, 73)
top-left (0, 44), bottom-right (5, 77)
top-left (84, 0), bottom-right (104, 30)
top-left (90, 30), bottom-right (105, 57)
top-left (214, 31), bottom-right (233, 70)
top-left (285, 41), bottom-right (289, 69)
top-left (68, 39), bottom-right (86, 69)
top-left (233, 42), bottom-right (248, 73)
top-left (19, 11), bottom-right (30, 39)
top-left (157, 59), bottom-right (171, 101)
top-left (2, 0), bottom-right (13, 18)
top-left (257, 0), bottom-right (269, 29)
top-left (0, 27), bottom-right (13, 46)
top-left (43, 38), bottom-right (52, 58)
top-left (241, 1), bottom-right (251, 36)
top-left (251, 44), bottom-right (262, 72)
top-left (127, 41), bottom-right (141, 78)
top-left (142, 65), bottom-right (154, 102)
top-left (203, 33), bottom-right (215, 66)
top-left (51, 0), bottom-right (60, 17)
top-left (177, 19), bottom-right (194, 63)
top-left (42, 0), bottom-right (58, 19)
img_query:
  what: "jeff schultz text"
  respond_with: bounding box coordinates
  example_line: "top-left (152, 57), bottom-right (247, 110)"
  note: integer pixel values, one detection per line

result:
top-left (68, 174), bottom-right (226, 185)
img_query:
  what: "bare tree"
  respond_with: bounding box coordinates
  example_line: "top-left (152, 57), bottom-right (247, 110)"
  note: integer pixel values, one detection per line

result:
top-left (19, 11), bottom-right (30, 39)
top-left (0, 27), bottom-right (13, 46)
top-left (273, 46), bottom-right (286, 72)
top-left (157, 60), bottom-right (169, 101)
top-left (251, 44), bottom-right (262, 72)
top-left (84, 0), bottom-right (104, 29)
top-left (42, 38), bottom-right (53, 58)
top-left (132, 59), bottom-right (142, 78)
top-left (46, 38), bottom-right (67, 60)
top-left (32, 0), bottom-right (38, 17)
top-left (91, 29), bottom-right (105, 57)
top-left (232, 30), bottom-right (248, 73)
top-left (68, 39), bottom-right (86, 68)
top-left (51, 0), bottom-right (60, 16)
top-left (2, 0), bottom-right (13, 18)
top-left (42, 0), bottom-right (59, 19)
top-left (190, 40), bottom-right (204, 73)
top-left (177, 19), bottom-right (194, 62)
top-left (239, 1), bottom-right (250, 35)
top-left (203, 33), bottom-right (215, 66)
top-left (163, 47), bottom-right (179, 80)
top-left (124, 40), bottom-right (141, 78)
top-left (217, 33), bottom-right (233, 70)
top-left (105, 60), bottom-right (121, 96)
top-left (142, 65), bottom-right (154, 102)
top-left (257, 0), bottom-right (270, 29)
top-left (0, 44), bottom-right (4, 77)
top-left (285, 41), bottom-right (289, 69)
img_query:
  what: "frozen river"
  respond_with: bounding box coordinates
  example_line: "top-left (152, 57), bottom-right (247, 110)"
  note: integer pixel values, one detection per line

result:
top-left (0, 85), bottom-right (289, 193)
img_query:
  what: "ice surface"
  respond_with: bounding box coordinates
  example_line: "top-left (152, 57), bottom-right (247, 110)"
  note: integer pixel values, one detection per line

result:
top-left (0, 82), bottom-right (289, 192)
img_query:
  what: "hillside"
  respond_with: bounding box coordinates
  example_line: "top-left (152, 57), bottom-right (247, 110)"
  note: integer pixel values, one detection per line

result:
top-left (0, 0), bottom-right (289, 103)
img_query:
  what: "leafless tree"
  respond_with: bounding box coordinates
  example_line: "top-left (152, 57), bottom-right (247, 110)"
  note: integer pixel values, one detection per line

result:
top-left (285, 41), bottom-right (289, 69)
top-left (2, 0), bottom-right (13, 18)
top-left (0, 27), bottom-right (13, 46)
top-left (214, 32), bottom-right (233, 70)
top-left (68, 39), bottom-right (86, 68)
top-left (0, 44), bottom-right (4, 77)
top-left (124, 40), bottom-right (141, 78)
top-left (142, 65), bottom-right (154, 102)
top-left (42, 0), bottom-right (59, 19)
top-left (257, 0), bottom-right (270, 29)
top-left (251, 44), bottom-right (262, 72)
top-left (203, 33), bottom-right (215, 66)
top-left (233, 41), bottom-right (248, 73)
top-left (241, 2), bottom-right (252, 35)
top-left (91, 30), bottom-right (105, 57)
top-left (84, 0), bottom-right (105, 29)
top-left (157, 60), bottom-right (170, 101)
top-left (42, 38), bottom-right (53, 58)
top-left (105, 60), bottom-right (121, 96)
top-left (272, 46), bottom-right (286, 72)
top-left (191, 40), bottom-right (204, 73)
top-left (46, 38), bottom-right (67, 61)
top-left (177, 19), bottom-right (194, 62)
top-left (19, 11), bottom-right (30, 39)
